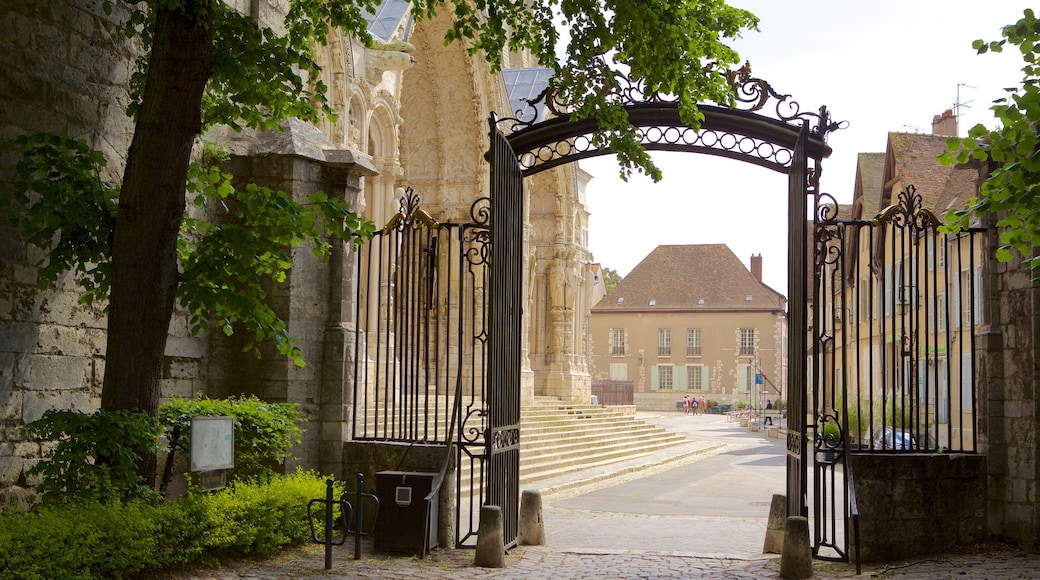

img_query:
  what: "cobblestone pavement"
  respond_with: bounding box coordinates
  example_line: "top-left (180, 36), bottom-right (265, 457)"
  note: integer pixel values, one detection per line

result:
top-left (162, 541), bottom-right (1040, 579)
top-left (156, 414), bottom-right (1040, 579)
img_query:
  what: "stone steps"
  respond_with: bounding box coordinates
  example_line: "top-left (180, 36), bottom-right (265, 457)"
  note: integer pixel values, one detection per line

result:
top-left (358, 396), bottom-right (689, 489)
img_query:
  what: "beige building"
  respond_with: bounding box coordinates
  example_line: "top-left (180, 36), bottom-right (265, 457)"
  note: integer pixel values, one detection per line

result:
top-left (589, 245), bottom-right (787, 411)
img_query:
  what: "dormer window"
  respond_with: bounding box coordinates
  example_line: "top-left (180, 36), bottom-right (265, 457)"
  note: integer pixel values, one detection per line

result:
top-left (746, 295), bottom-right (753, 302)
top-left (649, 299), bottom-right (656, 306)
top-left (617, 297), bottom-right (624, 305)
top-left (697, 299), bottom-right (705, 305)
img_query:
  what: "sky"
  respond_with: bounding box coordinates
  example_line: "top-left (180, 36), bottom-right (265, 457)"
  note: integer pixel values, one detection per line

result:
top-left (581, 1), bottom-right (1028, 293)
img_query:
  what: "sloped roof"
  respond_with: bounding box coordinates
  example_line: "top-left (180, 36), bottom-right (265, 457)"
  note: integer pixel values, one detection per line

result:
top-left (502, 67), bottom-right (553, 123)
top-left (854, 152), bottom-right (885, 219)
top-left (594, 244), bottom-right (784, 312)
top-left (363, 0), bottom-right (411, 43)
top-left (882, 132), bottom-right (957, 212)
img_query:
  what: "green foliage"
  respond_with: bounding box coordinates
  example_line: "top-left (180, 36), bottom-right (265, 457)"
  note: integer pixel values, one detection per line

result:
top-left (3, 135), bottom-right (373, 366)
top-left (0, 470), bottom-right (332, 579)
top-left (159, 395), bottom-right (304, 484)
top-left (736, 399), bottom-right (751, 410)
top-left (178, 165), bottom-right (374, 365)
top-left (939, 9), bottom-right (1040, 271)
top-left (600, 266), bottom-right (622, 292)
top-left (0, 502), bottom-right (160, 580)
top-left (425, 0), bottom-right (757, 179)
top-left (23, 410), bottom-right (165, 506)
top-left (0, 134), bottom-right (117, 305)
top-left (116, 0), bottom-right (755, 180)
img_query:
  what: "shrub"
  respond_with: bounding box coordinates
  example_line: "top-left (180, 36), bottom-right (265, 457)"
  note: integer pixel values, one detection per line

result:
top-left (0, 502), bottom-right (159, 579)
top-left (0, 470), bottom-right (332, 579)
top-left (159, 394), bottom-right (303, 485)
top-left (23, 409), bottom-right (165, 505)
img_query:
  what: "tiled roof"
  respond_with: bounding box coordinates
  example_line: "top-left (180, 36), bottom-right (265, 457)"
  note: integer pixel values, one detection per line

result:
top-left (363, 0), bottom-right (411, 43)
top-left (594, 244), bottom-right (784, 311)
top-left (853, 152), bottom-right (885, 219)
top-left (502, 67), bottom-right (553, 123)
top-left (881, 132), bottom-right (969, 216)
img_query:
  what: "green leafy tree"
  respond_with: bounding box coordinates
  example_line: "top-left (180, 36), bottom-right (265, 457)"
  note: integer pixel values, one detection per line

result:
top-left (6, 0), bottom-right (757, 442)
top-left (940, 9), bottom-right (1040, 270)
top-left (601, 266), bottom-right (622, 292)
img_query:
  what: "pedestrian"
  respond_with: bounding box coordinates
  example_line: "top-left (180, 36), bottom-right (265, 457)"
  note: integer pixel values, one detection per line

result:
top-left (764, 399), bottom-right (774, 426)
top-left (683, 393), bottom-right (691, 415)
top-left (691, 397), bottom-right (699, 415)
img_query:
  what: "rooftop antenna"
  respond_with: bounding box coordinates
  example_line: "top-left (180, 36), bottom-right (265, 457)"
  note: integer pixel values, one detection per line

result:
top-left (955, 83), bottom-right (976, 123)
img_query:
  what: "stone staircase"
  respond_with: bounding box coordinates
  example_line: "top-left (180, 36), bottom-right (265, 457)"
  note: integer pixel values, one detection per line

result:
top-left (358, 396), bottom-right (695, 491)
top-left (512, 397), bottom-right (689, 486)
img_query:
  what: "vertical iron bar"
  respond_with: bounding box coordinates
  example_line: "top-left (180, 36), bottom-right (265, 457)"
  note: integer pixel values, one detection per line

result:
top-left (324, 478), bottom-right (334, 570)
top-left (354, 473), bottom-right (363, 560)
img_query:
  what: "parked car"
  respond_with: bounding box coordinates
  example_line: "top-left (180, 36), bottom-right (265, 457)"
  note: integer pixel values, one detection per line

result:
top-left (873, 427), bottom-right (917, 450)
top-left (872, 427), bottom-right (943, 451)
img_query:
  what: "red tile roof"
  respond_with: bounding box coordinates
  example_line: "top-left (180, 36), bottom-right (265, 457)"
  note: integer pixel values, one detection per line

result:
top-left (594, 244), bottom-right (785, 311)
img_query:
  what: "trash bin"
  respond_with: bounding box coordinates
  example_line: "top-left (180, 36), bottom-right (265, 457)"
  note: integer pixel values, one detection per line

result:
top-left (374, 471), bottom-right (439, 556)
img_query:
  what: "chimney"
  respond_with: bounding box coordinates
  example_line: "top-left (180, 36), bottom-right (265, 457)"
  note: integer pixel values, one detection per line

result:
top-left (750, 253), bottom-right (763, 282)
top-left (931, 109), bottom-right (957, 137)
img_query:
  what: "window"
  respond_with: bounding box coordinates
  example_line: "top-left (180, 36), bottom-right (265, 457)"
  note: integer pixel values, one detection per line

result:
top-left (961, 352), bottom-right (974, 412)
top-left (658, 328), bottom-right (671, 357)
top-left (609, 363), bottom-right (628, 381)
top-left (687, 364), bottom-right (708, 391)
top-left (650, 365), bottom-right (674, 390)
top-left (686, 328), bottom-right (701, 357)
top-left (659, 365), bottom-right (673, 390)
top-left (609, 328), bottom-right (626, 356)
top-left (739, 328), bottom-right (755, 357)
top-left (737, 364), bottom-right (753, 393)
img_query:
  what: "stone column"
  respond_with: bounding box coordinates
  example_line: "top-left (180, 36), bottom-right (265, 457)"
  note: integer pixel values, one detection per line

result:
top-left (319, 149), bottom-right (378, 477)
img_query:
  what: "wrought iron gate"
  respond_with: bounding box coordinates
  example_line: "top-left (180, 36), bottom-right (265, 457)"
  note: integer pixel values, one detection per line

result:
top-left (489, 73), bottom-right (837, 555)
top-left (809, 185), bottom-right (982, 560)
top-left (485, 116), bottom-right (524, 548)
top-left (352, 187), bottom-right (492, 547)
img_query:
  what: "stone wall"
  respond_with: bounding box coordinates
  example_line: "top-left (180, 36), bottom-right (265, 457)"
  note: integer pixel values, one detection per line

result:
top-left (978, 214), bottom-right (1040, 547)
top-left (0, 0), bottom-right (140, 504)
top-left (849, 454), bottom-right (987, 563)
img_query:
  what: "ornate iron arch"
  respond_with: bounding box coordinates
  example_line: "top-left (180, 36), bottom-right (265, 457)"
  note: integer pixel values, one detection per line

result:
top-left (495, 70), bottom-right (842, 176)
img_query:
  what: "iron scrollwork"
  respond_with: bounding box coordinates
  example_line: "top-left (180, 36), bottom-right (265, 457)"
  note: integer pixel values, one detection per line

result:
top-left (380, 186), bottom-right (441, 234)
top-left (873, 185), bottom-right (941, 233)
top-left (491, 426), bottom-right (521, 452)
top-left (460, 408), bottom-right (489, 445)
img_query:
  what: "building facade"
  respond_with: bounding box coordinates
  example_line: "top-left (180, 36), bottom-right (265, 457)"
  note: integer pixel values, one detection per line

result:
top-left (590, 245), bottom-right (787, 411)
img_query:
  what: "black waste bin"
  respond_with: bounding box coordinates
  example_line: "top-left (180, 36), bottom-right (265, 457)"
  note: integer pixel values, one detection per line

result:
top-left (374, 471), bottom-right (439, 556)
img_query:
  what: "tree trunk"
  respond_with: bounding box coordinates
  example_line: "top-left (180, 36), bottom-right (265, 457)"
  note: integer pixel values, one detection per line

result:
top-left (101, 5), bottom-right (214, 421)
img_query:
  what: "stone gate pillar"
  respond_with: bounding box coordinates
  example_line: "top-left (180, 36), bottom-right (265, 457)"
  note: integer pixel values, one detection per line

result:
top-left (210, 119), bottom-right (376, 474)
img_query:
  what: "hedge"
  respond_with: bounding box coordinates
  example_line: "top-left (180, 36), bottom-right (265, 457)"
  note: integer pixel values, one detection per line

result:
top-left (0, 471), bottom-right (339, 580)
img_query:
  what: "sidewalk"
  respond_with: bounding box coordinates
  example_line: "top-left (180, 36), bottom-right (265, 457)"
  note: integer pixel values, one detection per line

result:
top-left (161, 413), bottom-right (1040, 579)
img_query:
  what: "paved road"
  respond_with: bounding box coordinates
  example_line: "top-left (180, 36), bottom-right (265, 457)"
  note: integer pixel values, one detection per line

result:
top-left (544, 412), bottom-right (786, 557)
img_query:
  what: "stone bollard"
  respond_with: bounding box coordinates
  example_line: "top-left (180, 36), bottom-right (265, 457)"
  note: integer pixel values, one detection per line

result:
top-left (474, 505), bottom-right (505, 568)
top-left (518, 490), bottom-right (545, 545)
top-left (780, 516), bottom-right (812, 579)
top-left (762, 493), bottom-right (786, 554)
